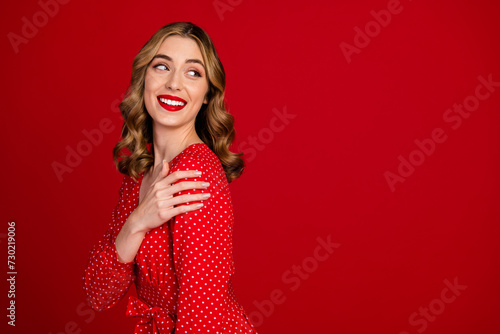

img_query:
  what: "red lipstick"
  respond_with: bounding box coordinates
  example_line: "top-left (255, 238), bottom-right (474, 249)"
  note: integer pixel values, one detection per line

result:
top-left (157, 95), bottom-right (187, 112)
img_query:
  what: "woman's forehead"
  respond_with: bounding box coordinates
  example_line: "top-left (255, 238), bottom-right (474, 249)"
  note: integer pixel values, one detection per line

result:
top-left (156, 36), bottom-right (204, 64)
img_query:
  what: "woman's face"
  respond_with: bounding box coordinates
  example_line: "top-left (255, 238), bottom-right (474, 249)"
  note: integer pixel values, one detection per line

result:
top-left (144, 35), bottom-right (209, 132)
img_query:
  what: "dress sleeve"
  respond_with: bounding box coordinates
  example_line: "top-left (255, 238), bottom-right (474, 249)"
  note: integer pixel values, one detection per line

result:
top-left (171, 158), bottom-right (235, 333)
top-left (83, 176), bottom-right (136, 312)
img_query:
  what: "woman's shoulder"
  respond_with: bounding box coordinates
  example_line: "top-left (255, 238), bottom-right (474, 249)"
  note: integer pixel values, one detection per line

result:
top-left (171, 143), bottom-right (226, 182)
top-left (172, 143), bottom-right (219, 169)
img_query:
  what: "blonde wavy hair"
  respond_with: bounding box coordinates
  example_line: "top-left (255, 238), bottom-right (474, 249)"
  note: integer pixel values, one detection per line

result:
top-left (113, 22), bottom-right (244, 183)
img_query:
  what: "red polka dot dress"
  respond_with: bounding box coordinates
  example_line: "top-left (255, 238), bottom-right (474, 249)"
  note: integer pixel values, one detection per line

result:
top-left (83, 143), bottom-right (258, 334)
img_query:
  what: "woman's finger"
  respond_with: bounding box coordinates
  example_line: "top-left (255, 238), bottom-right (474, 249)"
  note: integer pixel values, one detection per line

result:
top-left (157, 193), bottom-right (211, 207)
top-left (153, 183), bottom-right (210, 205)
top-left (152, 169), bottom-right (203, 190)
top-left (164, 169), bottom-right (203, 185)
top-left (153, 159), bottom-right (169, 183)
top-left (169, 180), bottom-right (210, 194)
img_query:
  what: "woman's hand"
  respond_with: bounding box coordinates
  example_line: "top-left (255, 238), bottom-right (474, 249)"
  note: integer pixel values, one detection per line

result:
top-left (115, 160), bottom-right (210, 263)
top-left (129, 160), bottom-right (210, 234)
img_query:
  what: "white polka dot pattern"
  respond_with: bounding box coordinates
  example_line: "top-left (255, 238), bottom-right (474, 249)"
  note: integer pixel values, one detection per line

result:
top-left (83, 143), bottom-right (258, 333)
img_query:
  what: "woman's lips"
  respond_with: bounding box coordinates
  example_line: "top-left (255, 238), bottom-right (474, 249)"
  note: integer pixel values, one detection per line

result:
top-left (157, 95), bottom-right (187, 112)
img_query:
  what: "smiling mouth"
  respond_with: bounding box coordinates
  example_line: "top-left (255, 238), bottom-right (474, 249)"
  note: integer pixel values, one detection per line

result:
top-left (159, 97), bottom-right (186, 106)
top-left (157, 95), bottom-right (187, 112)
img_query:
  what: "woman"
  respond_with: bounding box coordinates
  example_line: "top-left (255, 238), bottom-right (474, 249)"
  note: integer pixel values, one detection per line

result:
top-left (83, 22), bottom-right (258, 333)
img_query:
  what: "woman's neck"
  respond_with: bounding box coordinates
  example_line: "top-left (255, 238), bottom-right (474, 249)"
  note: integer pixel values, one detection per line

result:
top-left (148, 123), bottom-right (203, 176)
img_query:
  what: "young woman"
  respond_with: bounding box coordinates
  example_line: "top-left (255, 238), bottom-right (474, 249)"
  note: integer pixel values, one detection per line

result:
top-left (83, 22), bottom-right (258, 333)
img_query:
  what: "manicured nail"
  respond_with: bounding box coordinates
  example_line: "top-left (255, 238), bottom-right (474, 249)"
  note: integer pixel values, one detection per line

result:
top-left (202, 182), bottom-right (210, 187)
top-left (196, 203), bottom-right (204, 208)
top-left (194, 171), bottom-right (202, 176)
top-left (201, 193), bottom-right (211, 199)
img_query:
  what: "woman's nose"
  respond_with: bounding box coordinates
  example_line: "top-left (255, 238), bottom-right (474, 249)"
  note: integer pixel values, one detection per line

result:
top-left (165, 70), bottom-right (182, 91)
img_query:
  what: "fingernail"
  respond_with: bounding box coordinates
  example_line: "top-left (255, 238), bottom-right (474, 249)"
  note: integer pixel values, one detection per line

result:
top-left (201, 193), bottom-right (211, 199)
top-left (194, 171), bottom-right (202, 176)
top-left (202, 182), bottom-right (210, 187)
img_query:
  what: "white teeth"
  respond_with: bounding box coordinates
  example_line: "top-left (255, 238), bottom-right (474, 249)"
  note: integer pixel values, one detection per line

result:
top-left (159, 97), bottom-right (186, 106)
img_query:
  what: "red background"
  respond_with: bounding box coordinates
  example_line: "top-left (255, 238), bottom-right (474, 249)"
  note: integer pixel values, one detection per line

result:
top-left (1, 0), bottom-right (500, 333)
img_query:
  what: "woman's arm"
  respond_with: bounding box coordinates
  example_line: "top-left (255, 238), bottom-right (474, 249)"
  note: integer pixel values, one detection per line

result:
top-left (171, 158), bottom-right (235, 333)
top-left (84, 163), bottom-right (211, 311)
top-left (115, 161), bottom-right (212, 263)
top-left (83, 176), bottom-right (135, 312)
top-left (83, 229), bottom-right (136, 311)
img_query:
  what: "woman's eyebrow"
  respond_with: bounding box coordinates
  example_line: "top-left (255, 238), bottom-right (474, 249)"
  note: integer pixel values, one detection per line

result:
top-left (152, 54), bottom-right (205, 70)
top-left (185, 59), bottom-right (205, 70)
top-left (152, 54), bottom-right (172, 62)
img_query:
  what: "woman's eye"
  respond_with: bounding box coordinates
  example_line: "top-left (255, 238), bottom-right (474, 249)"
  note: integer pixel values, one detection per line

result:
top-left (154, 64), bottom-right (168, 71)
top-left (187, 70), bottom-right (201, 77)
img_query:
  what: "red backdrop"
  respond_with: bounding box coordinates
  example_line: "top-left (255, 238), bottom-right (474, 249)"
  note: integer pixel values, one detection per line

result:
top-left (1, 0), bottom-right (500, 333)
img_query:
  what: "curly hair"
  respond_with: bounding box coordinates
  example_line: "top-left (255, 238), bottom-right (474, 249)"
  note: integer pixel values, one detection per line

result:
top-left (113, 22), bottom-right (244, 183)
